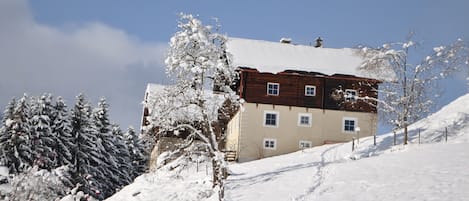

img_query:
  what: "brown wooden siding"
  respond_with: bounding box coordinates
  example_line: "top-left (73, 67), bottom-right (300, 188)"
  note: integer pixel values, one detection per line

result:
top-left (236, 69), bottom-right (379, 113)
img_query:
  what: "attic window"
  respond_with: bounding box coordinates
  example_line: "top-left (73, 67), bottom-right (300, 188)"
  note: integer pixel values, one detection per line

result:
top-left (305, 85), bottom-right (316, 96)
top-left (267, 82), bottom-right (279, 96)
top-left (345, 89), bottom-right (357, 102)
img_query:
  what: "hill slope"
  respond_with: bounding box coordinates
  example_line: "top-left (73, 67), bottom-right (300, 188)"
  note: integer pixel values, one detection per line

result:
top-left (107, 93), bottom-right (469, 201)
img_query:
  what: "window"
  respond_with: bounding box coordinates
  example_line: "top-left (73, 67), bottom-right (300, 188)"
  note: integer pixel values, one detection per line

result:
top-left (263, 138), bottom-right (277, 149)
top-left (305, 85), bottom-right (316, 96)
top-left (343, 117), bottom-right (357, 132)
top-left (345, 89), bottom-right (357, 102)
top-left (264, 111), bottom-right (279, 127)
top-left (267, 82), bottom-right (279, 96)
top-left (298, 113), bottom-right (312, 127)
top-left (299, 140), bottom-right (312, 149)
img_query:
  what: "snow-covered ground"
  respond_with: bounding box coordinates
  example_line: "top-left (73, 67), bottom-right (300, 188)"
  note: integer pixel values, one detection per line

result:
top-left (107, 93), bottom-right (469, 201)
top-left (106, 159), bottom-right (219, 201)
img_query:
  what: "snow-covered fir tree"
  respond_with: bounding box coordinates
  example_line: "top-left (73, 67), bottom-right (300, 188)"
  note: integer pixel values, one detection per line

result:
top-left (155, 13), bottom-right (238, 199)
top-left (52, 97), bottom-right (75, 167)
top-left (91, 98), bottom-right (123, 198)
top-left (358, 37), bottom-right (469, 144)
top-left (0, 98), bottom-right (15, 126)
top-left (70, 94), bottom-right (104, 199)
top-left (3, 94), bottom-right (33, 173)
top-left (30, 94), bottom-right (57, 170)
top-left (0, 98), bottom-right (16, 167)
top-left (124, 126), bottom-right (147, 178)
top-left (111, 124), bottom-right (132, 186)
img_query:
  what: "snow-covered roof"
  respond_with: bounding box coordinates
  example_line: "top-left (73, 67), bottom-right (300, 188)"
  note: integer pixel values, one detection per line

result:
top-left (145, 83), bottom-right (166, 102)
top-left (226, 37), bottom-right (384, 80)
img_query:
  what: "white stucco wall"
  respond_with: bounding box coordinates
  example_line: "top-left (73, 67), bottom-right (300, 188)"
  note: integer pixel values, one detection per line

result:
top-left (226, 103), bottom-right (377, 162)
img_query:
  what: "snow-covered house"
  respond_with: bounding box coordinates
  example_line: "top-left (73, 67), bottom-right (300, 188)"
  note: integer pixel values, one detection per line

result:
top-left (224, 37), bottom-right (383, 162)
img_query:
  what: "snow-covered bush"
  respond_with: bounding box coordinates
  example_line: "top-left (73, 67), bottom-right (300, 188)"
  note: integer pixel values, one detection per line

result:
top-left (8, 165), bottom-right (72, 201)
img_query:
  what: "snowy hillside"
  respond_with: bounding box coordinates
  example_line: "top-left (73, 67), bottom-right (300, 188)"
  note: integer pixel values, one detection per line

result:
top-left (106, 93), bottom-right (469, 201)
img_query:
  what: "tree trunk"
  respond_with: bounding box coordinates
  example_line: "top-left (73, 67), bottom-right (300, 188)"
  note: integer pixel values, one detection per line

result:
top-left (211, 157), bottom-right (225, 200)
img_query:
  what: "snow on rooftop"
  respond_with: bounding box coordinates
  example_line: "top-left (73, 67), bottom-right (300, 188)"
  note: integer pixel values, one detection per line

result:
top-left (226, 37), bottom-right (387, 80)
top-left (145, 83), bottom-right (166, 101)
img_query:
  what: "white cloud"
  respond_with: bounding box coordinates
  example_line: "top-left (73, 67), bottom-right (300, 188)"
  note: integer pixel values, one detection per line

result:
top-left (0, 0), bottom-right (168, 129)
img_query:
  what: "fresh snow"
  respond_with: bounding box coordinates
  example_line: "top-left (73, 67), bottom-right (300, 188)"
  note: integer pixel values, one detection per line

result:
top-left (313, 143), bottom-right (469, 201)
top-left (107, 93), bottom-right (469, 201)
top-left (226, 37), bottom-right (392, 80)
top-left (106, 160), bottom-right (219, 201)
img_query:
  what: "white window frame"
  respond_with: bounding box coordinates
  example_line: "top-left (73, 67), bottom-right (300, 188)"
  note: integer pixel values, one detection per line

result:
top-left (263, 138), bottom-right (277, 150)
top-left (345, 89), bottom-right (357, 102)
top-left (263, 111), bottom-right (279, 128)
top-left (299, 140), bottom-right (312, 149)
top-left (267, 82), bottom-right (280, 96)
top-left (297, 113), bottom-right (312, 127)
top-left (342, 117), bottom-right (358, 133)
top-left (304, 85), bottom-right (316, 96)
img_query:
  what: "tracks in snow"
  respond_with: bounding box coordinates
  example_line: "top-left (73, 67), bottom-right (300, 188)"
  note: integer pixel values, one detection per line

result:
top-left (293, 144), bottom-right (343, 201)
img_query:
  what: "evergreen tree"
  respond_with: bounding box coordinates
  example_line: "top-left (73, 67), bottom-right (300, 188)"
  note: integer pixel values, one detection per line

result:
top-left (30, 94), bottom-right (56, 170)
top-left (70, 94), bottom-right (104, 199)
top-left (7, 94), bottom-right (33, 173)
top-left (124, 126), bottom-right (147, 178)
top-left (52, 97), bottom-right (75, 167)
top-left (112, 124), bottom-right (132, 186)
top-left (1, 98), bottom-right (15, 125)
top-left (0, 98), bottom-right (16, 167)
top-left (91, 98), bottom-right (120, 197)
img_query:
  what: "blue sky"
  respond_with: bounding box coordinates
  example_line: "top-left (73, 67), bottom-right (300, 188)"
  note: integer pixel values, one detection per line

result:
top-left (29, 0), bottom-right (469, 47)
top-left (1, 0), bottom-right (468, 133)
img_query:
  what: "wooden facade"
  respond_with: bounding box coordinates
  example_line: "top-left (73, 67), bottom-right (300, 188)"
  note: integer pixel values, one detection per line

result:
top-left (235, 68), bottom-right (379, 113)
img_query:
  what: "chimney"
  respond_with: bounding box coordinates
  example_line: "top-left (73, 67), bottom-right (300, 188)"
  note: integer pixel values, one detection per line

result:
top-left (280, 37), bottom-right (292, 44)
top-left (314, 37), bottom-right (323, 48)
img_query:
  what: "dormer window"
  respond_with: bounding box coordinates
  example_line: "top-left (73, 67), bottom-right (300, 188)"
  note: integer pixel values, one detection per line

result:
top-left (305, 85), bottom-right (316, 96)
top-left (345, 89), bottom-right (357, 102)
top-left (267, 82), bottom-right (279, 96)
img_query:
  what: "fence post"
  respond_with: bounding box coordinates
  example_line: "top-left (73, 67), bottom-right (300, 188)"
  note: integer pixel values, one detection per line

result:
top-left (352, 138), bottom-right (355, 152)
top-left (418, 129), bottom-right (421, 144)
top-left (373, 134), bottom-right (376, 146)
top-left (445, 127), bottom-right (448, 142)
top-left (393, 131), bottom-right (396, 146)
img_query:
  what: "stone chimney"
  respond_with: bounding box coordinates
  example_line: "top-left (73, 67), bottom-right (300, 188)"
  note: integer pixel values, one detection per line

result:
top-left (314, 37), bottom-right (323, 48)
top-left (280, 37), bottom-right (292, 44)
